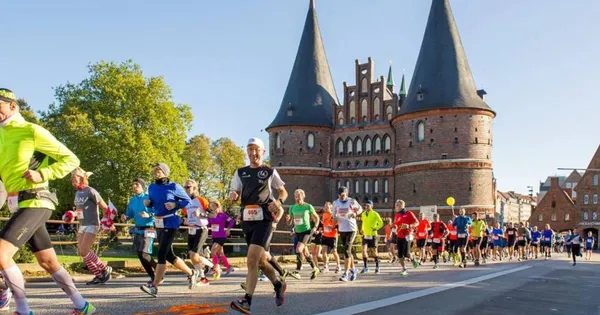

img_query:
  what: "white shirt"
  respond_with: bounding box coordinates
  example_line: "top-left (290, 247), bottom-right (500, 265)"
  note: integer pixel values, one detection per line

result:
top-left (186, 197), bottom-right (208, 227)
top-left (332, 198), bottom-right (363, 232)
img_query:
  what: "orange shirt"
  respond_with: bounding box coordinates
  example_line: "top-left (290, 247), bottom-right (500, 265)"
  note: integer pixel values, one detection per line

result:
top-left (384, 225), bottom-right (392, 241)
top-left (416, 219), bottom-right (431, 239)
top-left (322, 212), bottom-right (338, 238)
top-left (448, 223), bottom-right (457, 241)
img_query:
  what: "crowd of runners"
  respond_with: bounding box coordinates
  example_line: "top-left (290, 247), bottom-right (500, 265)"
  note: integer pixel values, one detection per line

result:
top-left (0, 88), bottom-right (596, 315)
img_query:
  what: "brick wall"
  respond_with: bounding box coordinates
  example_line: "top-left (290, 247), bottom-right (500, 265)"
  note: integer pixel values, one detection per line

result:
top-left (528, 177), bottom-right (579, 232)
top-left (269, 127), bottom-right (332, 168)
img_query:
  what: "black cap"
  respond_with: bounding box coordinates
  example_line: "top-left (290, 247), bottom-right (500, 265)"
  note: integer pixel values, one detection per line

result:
top-left (337, 186), bottom-right (348, 195)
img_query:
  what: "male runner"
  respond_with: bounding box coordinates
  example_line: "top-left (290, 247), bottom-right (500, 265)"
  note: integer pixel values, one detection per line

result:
top-left (531, 226), bottom-right (542, 259)
top-left (286, 189), bottom-right (320, 280)
top-left (452, 208), bottom-right (472, 268)
top-left (230, 138), bottom-right (287, 314)
top-left (505, 222), bottom-right (517, 261)
top-left (585, 231), bottom-right (595, 260)
top-left (394, 200), bottom-right (419, 275)
top-left (360, 200), bottom-right (383, 274)
top-left (415, 212), bottom-right (431, 265)
top-left (516, 222), bottom-right (531, 261)
top-left (541, 224), bottom-right (554, 260)
top-left (429, 214), bottom-right (448, 269)
top-left (0, 181), bottom-right (12, 311)
top-left (0, 88), bottom-right (95, 314)
top-left (332, 186), bottom-right (362, 282)
top-left (469, 213), bottom-right (486, 266)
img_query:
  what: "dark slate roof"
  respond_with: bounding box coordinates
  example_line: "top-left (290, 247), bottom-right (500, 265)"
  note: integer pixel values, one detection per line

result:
top-left (267, 0), bottom-right (339, 129)
top-left (399, 0), bottom-right (494, 115)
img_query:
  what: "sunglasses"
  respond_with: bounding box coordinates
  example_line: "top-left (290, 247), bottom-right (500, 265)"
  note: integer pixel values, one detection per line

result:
top-left (184, 186), bottom-right (193, 189)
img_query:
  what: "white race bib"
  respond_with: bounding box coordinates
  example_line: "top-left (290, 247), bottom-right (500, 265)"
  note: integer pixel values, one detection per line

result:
top-left (418, 232), bottom-right (426, 238)
top-left (493, 236), bottom-right (499, 240)
top-left (457, 233), bottom-right (466, 238)
top-left (508, 231), bottom-right (514, 235)
top-left (294, 217), bottom-right (304, 225)
top-left (324, 226), bottom-right (333, 233)
top-left (144, 229), bottom-right (156, 238)
top-left (7, 194), bottom-right (18, 213)
top-left (364, 235), bottom-right (373, 240)
top-left (450, 231), bottom-right (457, 236)
top-left (189, 227), bottom-right (197, 235)
top-left (518, 236), bottom-right (524, 241)
top-left (155, 218), bottom-right (164, 228)
top-left (76, 209), bottom-right (84, 220)
top-left (544, 237), bottom-right (550, 241)
top-left (211, 224), bottom-right (219, 232)
top-left (243, 207), bottom-right (264, 221)
top-left (433, 238), bottom-right (441, 243)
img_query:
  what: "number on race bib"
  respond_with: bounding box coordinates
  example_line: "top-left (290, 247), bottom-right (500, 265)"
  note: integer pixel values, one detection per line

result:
top-left (155, 218), bottom-right (164, 228)
top-left (418, 232), bottom-right (426, 237)
top-left (324, 226), bottom-right (333, 233)
top-left (7, 194), bottom-right (18, 214)
top-left (243, 207), bottom-right (264, 221)
top-left (508, 231), bottom-right (514, 235)
top-left (457, 233), bottom-right (466, 238)
top-left (544, 237), bottom-right (550, 241)
top-left (189, 227), bottom-right (197, 235)
top-left (144, 229), bottom-right (156, 238)
top-left (433, 238), bottom-right (441, 243)
top-left (364, 235), bottom-right (373, 240)
top-left (76, 209), bottom-right (84, 220)
top-left (294, 217), bottom-right (304, 226)
top-left (211, 224), bottom-right (219, 232)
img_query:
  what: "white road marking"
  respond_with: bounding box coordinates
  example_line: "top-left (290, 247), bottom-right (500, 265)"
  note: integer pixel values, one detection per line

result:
top-left (315, 265), bottom-right (532, 315)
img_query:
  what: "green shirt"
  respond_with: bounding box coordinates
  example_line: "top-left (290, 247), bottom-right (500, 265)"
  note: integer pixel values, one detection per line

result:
top-left (361, 210), bottom-right (383, 236)
top-left (0, 113), bottom-right (80, 210)
top-left (289, 202), bottom-right (316, 233)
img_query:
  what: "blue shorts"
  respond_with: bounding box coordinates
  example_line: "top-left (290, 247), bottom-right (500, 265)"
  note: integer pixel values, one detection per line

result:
top-left (586, 246), bottom-right (593, 250)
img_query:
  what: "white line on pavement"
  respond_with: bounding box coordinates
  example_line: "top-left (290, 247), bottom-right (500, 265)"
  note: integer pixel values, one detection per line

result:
top-left (315, 265), bottom-right (532, 315)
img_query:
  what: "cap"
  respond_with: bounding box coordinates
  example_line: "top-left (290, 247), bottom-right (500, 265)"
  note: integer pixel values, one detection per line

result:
top-left (154, 163), bottom-right (171, 177)
top-left (247, 137), bottom-right (265, 150)
top-left (337, 186), bottom-right (348, 195)
top-left (72, 167), bottom-right (93, 178)
top-left (364, 200), bottom-right (373, 206)
top-left (133, 178), bottom-right (146, 189)
top-left (0, 88), bottom-right (16, 102)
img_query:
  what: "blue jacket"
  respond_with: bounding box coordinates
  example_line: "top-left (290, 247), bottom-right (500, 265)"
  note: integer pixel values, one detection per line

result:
top-left (453, 216), bottom-right (472, 234)
top-left (126, 193), bottom-right (155, 234)
top-left (147, 181), bottom-right (191, 229)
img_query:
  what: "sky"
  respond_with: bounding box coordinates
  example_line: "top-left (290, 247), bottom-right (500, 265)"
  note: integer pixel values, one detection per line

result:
top-left (2, 0), bottom-right (599, 195)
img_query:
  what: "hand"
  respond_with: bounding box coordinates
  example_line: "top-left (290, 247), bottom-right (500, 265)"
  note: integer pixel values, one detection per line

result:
top-left (139, 211), bottom-right (150, 218)
top-left (21, 170), bottom-right (43, 183)
top-left (285, 214), bottom-right (291, 222)
top-left (229, 191), bottom-right (239, 201)
top-left (165, 202), bottom-right (176, 210)
top-left (268, 200), bottom-right (281, 213)
top-left (143, 199), bottom-right (151, 207)
top-left (348, 213), bottom-right (356, 219)
top-left (120, 214), bottom-right (127, 222)
top-left (226, 229), bottom-right (231, 237)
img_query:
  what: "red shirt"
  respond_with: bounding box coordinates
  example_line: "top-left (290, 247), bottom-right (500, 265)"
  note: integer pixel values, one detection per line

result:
top-left (448, 223), bottom-right (457, 241)
top-left (431, 221), bottom-right (448, 239)
top-left (394, 211), bottom-right (418, 239)
top-left (416, 219), bottom-right (431, 239)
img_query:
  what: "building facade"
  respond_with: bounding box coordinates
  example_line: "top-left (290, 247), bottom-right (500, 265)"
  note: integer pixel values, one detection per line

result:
top-left (267, 0), bottom-right (496, 219)
top-left (573, 146), bottom-right (600, 246)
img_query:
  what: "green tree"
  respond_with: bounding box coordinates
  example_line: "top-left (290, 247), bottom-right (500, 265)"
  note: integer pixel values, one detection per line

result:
top-left (183, 134), bottom-right (216, 196)
top-left (17, 98), bottom-right (40, 124)
top-left (212, 138), bottom-right (245, 210)
top-left (40, 60), bottom-right (193, 211)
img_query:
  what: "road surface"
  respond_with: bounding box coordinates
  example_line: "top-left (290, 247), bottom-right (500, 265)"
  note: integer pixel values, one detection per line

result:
top-left (18, 254), bottom-right (599, 315)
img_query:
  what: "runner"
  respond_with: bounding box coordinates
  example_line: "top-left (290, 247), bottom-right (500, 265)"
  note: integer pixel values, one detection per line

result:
top-left (415, 213), bottom-right (431, 265)
top-left (140, 163), bottom-right (199, 297)
top-left (394, 200), bottom-right (419, 275)
top-left (383, 218), bottom-right (396, 263)
top-left (447, 218), bottom-right (459, 266)
top-left (182, 179), bottom-right (211, 285)
top-left (585, 231), bottom-right (595, 260)
top-left (524, 221), bottom-right (533, 259)
top-left (429, 214), bottom-right (448, 269)
top-left (309, 214), bottom-right (324, 275)
top-left (71, 168), bottom-right (113, 285)
top-left (505, 222), bottom-right (517, 261)
top-left (452, 208), bottom-right (472, 268)
top-left (360, 200), bottom-right (383, 274)
top-left (530, 226), bottom-right (542, 259)
top-left (120, 178), bottom-right (157, 285)
top-left (0, 88), bottom-right (95, 314)
top-left (286, 189), bottom-right (320, 280)
top-left (230, 137), bottom-right (287, 314)
top-left (566, 228), bottom-right (582, 266)
top-left (564, 230), bottom-right (573, 258)
top-left (206, 199), bottom-right (235, 280)
top-left (332, 186), bottom-right (362, 282)
top-left (541, 224), bottom-right (554, 260)
top-left (320, 202), bottom-right (341, 273)
top-left (469, 213), bottom-right (486, 266)
top-left (516, 222), bottom-right (530, 261)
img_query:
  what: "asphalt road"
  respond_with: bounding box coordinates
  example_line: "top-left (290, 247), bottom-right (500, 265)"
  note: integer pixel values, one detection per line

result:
top-left (15, 254), bottom-right (599, 315)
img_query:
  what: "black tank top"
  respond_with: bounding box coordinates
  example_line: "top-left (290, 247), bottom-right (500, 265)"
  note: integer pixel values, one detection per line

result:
top-left (237, 165), bottom-right (275, 207)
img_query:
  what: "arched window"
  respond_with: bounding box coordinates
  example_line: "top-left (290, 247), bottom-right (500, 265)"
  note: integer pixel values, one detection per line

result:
top-left (356, 138), bottom-right (363, 154)
top-left (345, 138), bottom-right (354, 156)
top-left (384, 197), bottom-right (388, 203)
top-left (584, 194), bottom-right (589, 205)
top-left (383, 135), bottom-right (391, 152)
top-left (374, 136), bottom-right (382, 153)
top-left (345, 180), bottom-right (351, 191)
top-left (537, 214), bottom-right (543, 222)
top-left (355, 160), bottom-right (360, 168)
top-left (337, 139), bottom-right (344, 156)
top-left (337, 180), bottom-right (341, 189)
top-left (361, 78), bottom-right (368, 93)
top-left (564, 213), bottom-right (570, 221)
top-left (386, 106), bottom-right (393, 120)
top-left (361, 99), bottom-right (368, 123)
top-left (307, 133), bottom-right (315, 149)
top-left (594, 174), bottom-right (599, 186)
top-left (551, 214), bottom-right (556, 222)
top-left (374, 180), bottom-right (379, 193)
top-left (594, 194), bottom-right (598, 205)
top-left (349, 101), bottom-right (356, 123)
top-left (584, 212), bottom-right (589, 220)
top-left (384, 159), bottom-right (389, 167)
top-left (364, 180), bottom-right (369, 193)
top-left (355, 180), bottom-right (360, 193)
top-left (373, 98), bottom-right (381, 120)
top-left (337, 112), bottom-right (344, 125)
top-left (594, 212), bottom-right (598, 221)
top-left (417, 121), bottom-right (425, 142)
top-left (365, 137), bottom-right (372, 155)
top-left (275, 133), bottom-right (281, 149)
top-left (384, 179), bottom-right (389, 193)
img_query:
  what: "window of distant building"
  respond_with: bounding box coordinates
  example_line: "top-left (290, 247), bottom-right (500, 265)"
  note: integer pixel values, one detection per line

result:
top-left (307, 133), bottom-right (315, 149)
top-left (584, 212), bottom-right (589, 221)
top-left (417, 121), bottom-right (425, 142)
top-left (355, 180), bottom-right (360, 194)
top-left (374, 180), bottom-right (379, 193)
top-left (551, 214), bottom-right (556, 222)
top-left (538, 214), bottom-right (543, 222)
top-left (594, 174), bottom-right (599, 186)
top-left (584, 194), bottom-right (589, 205)
top-left (595, 194), bottom-right (599, 205)
top-left (566, 182), bottom-right (572, 189)
top-left (364, 180), bottom-right (369, 194)
top-left (384, 179), bottom-right (389, 193)
top-left (594, 212), bottom-right (598, 221)
top-left (564, 213), bottom-right (570, 221)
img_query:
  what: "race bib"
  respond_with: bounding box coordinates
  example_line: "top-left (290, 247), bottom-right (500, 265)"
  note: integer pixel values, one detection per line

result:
top-left (336, 209), bottom-right (348, 218)
top-left (76, 209), bottom-right (84, 220)
top-left (155, 218), bottom-right (164, 228)
top-left (364, 235), bottom-right (373, 240)
top-left (324, 226), bottom-right (333, 233)
top-left (518, 236), bottom-right (524, 241)
top-left (418, 232), bottom-right (426, 238)
top-left (211, 224), bottom-right (220, 232)
top-left (144, 229), bottom-right (156, 238)
top-left (294, 217), bottom-right (304, 225)
top-left (508, 231), bottom-right (514, 235)
top-left (391, 228), bottom-right (397, 234)
top-left (493, 236), bottom-right (499, 240)
top-left (457, 233), bottom-right (466, 238)
top-left (544, 237), bottom-right (550, 241)
top-left (243, 206), bottom-right (264, 221)
top-left (189, 227), bottom-right (197, 235)
top-left (7, 193), bottom-right (18, 213)
top-left (450, 231), bottom-right (457, 236)
top-left (433, 238), bottom-right (441, 243)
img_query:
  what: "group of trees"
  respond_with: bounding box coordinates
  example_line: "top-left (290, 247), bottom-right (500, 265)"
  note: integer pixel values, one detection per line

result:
top-left (4, 60), bottom-right (246, 217)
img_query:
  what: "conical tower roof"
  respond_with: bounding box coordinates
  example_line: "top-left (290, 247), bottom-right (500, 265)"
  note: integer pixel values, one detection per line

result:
top-left (399, 0), bottom-right (494, 116)
top-left (268, 0), bottom-right (339, 129)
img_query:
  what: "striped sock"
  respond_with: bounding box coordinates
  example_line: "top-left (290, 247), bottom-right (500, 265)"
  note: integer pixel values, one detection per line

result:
top-left (83, 252), bottom-right (104, 277)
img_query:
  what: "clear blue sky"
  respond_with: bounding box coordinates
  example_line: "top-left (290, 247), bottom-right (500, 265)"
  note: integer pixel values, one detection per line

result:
top-left (2, 0), bottom-right (599, 195)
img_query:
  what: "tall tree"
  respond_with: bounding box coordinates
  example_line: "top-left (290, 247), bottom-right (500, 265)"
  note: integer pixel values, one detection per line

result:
top-left (40, 60), bottom-right (193, 211)
top-left (212, 137), bottom-right (245, 210)
top-left (17, 99), bottom-right (40, 124)
top-left (183, 134), bottom-right (216, 196)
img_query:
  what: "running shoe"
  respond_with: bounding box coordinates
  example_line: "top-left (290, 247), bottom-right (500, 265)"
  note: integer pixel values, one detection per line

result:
top-left (290, 271), bottom-right (301, 280)
top-left (224, 266), bottom-right (235, 276)
top-left (258, 274), bottom-right (269, 282)
top-left (240, 282), bottom-right (247, 291)
top-left (400, 269), bottom-right (408, 276)
top-left (412, 258), bottom-right (419, 269)
top-left (322, 267), bottom-right (330, 273)
top-left (334, 266), bottom-right (340, 274)
top-left (0, 288), bottom-right (12, 311)
top-left (188, 269), bottom-right (200, 290)
top-left (375, 267), bottom-right (381, 274)
top-left (339, 272), bottom-right (349, 282)
top-left (11, 312), bottom-right (33, 315)
top-left (86, 276), bottom-right (103, 286)
top-left (213, 273), bottom-right (221, 281)
top-left (274, 280), bottom-right (287, 307)
top-left (230, 298), bottom-right (251, 315)
top-left (71, 301), bottom-right (96, 315)
top-left (349, 270), bottom-right (357, 281)
top-left (197, 277), bottom-right (210, 286)
top-left (433, 264), bottom-right (439, 269)
top-left (98, 266), bottom-right (112, 284)
top-left (360, 267), bottom-right (369, 274)
top-left (140, 284), bottom-right (158, 297)
top-left (310, 268), bottom-right (320, 281)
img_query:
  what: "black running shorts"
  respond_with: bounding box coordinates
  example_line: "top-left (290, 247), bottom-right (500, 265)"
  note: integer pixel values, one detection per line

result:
top-left (321, 236), bottom-right (337, 249)
top-left (396, 238), bottom-right (411, 259)
top-left (242, 221), bottom-right (274, 249)
top-left (187, 226), bottom-right (209, 253)
top-left (0, 208), bottom-right (53, 253)
top-left (416, 239), bottom-right (427, 248)
top-left (295, 230), bottom-right (312, 245)
top-left (362, 236), bottom-right (377, 249)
